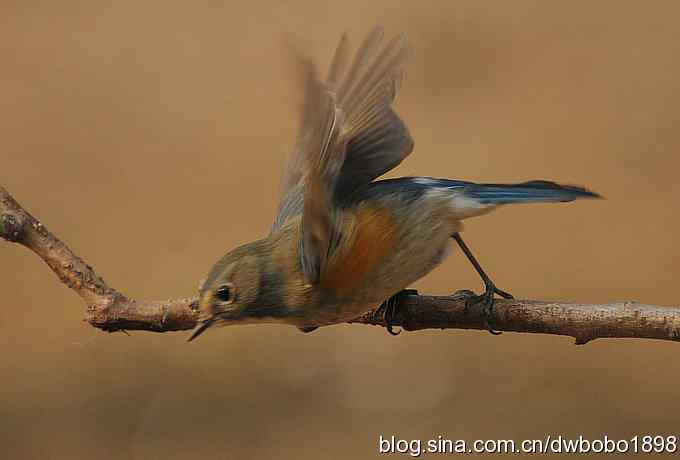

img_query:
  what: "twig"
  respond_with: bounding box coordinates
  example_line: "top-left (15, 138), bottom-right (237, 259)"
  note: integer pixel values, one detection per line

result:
top-left (2, 185), bottom-right (679, 344)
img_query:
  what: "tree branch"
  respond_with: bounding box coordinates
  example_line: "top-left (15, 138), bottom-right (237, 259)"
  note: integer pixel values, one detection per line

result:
top-left (2, 185), bottom-right (679, 344)
top-left (0, 186), bottom-right (197, 332)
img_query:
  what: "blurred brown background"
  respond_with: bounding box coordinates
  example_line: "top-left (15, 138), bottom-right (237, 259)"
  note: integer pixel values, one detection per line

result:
top-left (2, 1), bottom-right (680, 459)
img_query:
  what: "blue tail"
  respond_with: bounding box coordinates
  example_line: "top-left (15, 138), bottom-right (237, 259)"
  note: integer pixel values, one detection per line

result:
top-left (462, 180), bottom-right (601, 204)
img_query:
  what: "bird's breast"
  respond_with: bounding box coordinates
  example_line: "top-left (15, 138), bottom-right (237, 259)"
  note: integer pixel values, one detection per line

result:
top-left (320, 206), bottom-right (399, 297)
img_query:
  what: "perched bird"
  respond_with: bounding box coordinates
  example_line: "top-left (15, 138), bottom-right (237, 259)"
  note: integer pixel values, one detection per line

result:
top-left (189, 27), bottom-right (600, 341)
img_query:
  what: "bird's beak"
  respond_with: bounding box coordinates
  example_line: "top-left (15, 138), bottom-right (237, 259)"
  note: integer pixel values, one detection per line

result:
top-left (187, 317), bottom-right (215, 342)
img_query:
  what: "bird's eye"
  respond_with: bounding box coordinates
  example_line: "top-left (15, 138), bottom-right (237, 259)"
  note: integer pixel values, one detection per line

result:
top-left (215, 283), bottom-right (235, 303)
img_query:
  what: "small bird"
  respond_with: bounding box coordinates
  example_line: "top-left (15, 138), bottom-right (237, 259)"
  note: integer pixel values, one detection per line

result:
top-left (189, 27), bottom-right (600, 341)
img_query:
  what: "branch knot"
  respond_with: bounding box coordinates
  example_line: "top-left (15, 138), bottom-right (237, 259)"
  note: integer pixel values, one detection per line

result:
top-left (0, 212), bottom-right (26, 242)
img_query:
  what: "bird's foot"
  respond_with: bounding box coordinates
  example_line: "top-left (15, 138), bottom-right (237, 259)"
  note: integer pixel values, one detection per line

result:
top-left (376, 289), bottom-right (418, 336)
top-left (458, 284), bottom-right (513, 335)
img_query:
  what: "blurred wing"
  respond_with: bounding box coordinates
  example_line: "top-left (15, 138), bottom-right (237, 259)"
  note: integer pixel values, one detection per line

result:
top-left (271, 57), bottom-right (343, 232)
top-left (272, 27), bottom-right (414, 283)
top-left (332, 28), bottom-right (414, 197)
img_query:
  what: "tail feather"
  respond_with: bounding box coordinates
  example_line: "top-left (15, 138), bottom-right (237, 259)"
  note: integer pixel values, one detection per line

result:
top-left (462, 180), bottom-right (602, 204)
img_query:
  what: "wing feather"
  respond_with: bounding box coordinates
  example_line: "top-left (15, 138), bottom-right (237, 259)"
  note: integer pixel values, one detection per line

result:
top-left (272, 27), bottom-right (414, 283)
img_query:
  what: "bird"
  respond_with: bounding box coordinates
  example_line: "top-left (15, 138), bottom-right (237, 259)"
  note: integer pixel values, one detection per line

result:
top-left (188, 27), bottom-right (600, 341)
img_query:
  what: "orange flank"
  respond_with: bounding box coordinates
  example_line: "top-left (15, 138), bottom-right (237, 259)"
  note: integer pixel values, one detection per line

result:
top-left (321, 207), bottom-right (398, 296)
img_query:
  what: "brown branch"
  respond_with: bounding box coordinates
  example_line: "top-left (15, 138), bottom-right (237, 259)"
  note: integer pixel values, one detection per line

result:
top-left (0, 186), bottom-right (198, 332)
top-left (2, 185), bottom-right (679, 344)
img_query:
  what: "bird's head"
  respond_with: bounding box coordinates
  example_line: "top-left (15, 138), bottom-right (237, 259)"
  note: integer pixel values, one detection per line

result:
top-left (189, 239), bottom-right (289, 341)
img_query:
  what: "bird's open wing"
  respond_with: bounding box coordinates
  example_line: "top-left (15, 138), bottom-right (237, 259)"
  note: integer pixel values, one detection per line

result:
top-left (271, 27), bottom-right (413, 283)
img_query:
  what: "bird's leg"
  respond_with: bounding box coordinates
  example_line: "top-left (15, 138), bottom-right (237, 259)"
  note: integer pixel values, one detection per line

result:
top-left (451, 233), bottom-right (513, 335)
top-left (375, 289), bottom-right (418, 336)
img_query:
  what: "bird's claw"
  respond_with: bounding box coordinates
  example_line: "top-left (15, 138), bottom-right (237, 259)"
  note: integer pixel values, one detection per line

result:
top-left (460, 284), bottom-right (512, 335)
top-left (377, 289), bottom-right (418, 336)
top-left (493, 286), bottom-right (514, 300)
